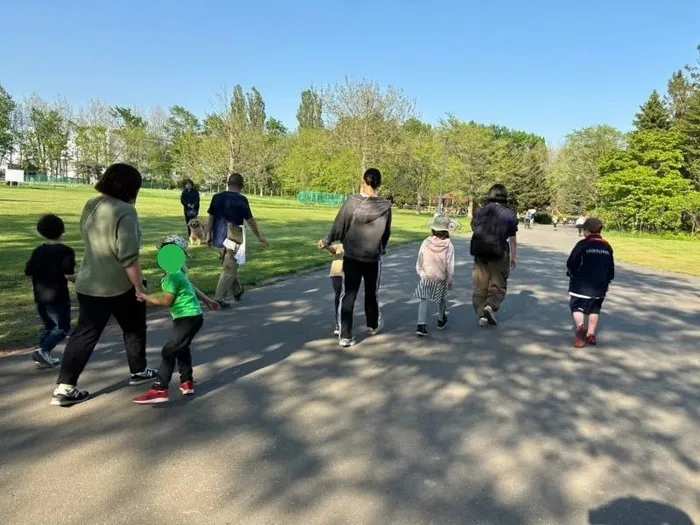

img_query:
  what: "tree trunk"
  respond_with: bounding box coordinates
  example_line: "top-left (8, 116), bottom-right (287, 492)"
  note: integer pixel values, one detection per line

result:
top-left (467, 198), bottom-right (474, 218)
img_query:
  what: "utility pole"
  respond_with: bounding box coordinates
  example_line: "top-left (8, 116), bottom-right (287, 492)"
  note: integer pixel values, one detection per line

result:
top-left (439, 136), bottom-right (447, 214)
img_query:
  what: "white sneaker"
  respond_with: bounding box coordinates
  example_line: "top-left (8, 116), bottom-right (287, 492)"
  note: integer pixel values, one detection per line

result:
top-left (339, 338), bottom-right (356, 348)
top-left (368, 318), bottom-right (384, 336)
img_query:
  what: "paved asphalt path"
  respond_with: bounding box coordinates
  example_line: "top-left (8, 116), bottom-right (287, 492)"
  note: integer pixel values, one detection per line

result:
top-left (1, 226), bottom-right (699, 525)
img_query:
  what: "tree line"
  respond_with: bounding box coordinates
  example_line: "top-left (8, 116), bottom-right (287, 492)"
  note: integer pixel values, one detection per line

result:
top-left (1, 45), bottom-right (700, 234)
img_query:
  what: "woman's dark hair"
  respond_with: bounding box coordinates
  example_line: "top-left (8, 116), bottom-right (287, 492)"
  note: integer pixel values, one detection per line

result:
top-left (95, 163), bottom-right (142, 203)
top-left (363, 168), bottom-right (382, 190)
top-left (431, 229), bottom-right (450, 240)
top-left (182, 178), bottom-right (194, 188)
top-left (486, 184), bottom-right (509, 204)
top-left (37, 214), bottom-right (65, 240)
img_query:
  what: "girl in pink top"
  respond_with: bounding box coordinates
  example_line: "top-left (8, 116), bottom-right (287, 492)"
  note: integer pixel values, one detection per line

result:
top-left (414, 214), bottom-right (456, 336)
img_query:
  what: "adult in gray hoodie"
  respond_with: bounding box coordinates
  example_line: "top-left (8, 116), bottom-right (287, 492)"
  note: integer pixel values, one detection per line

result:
top-left (320, 168), bottom-right (392, 347)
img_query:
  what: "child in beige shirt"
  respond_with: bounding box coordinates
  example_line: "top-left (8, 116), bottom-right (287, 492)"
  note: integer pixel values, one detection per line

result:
top-left (318, 240), bottom-right (344, 335)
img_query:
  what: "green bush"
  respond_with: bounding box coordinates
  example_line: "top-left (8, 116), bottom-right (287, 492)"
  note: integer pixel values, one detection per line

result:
top-left (534, 212), bottom-right (552, 225)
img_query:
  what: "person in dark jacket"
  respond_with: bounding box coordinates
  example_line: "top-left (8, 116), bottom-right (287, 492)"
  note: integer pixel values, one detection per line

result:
top-left (180, 178), bottom-right (200, 235)
top-left (566, 217), bottom-right (615, 348)
top-left (470, 184), bottom-right (518, 327)
top-left (320, 168), bottom-right (392, 348)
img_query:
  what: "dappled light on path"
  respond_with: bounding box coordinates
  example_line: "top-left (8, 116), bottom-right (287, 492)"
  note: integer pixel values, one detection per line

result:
top-left (0, 227), bottom-right (698, 524)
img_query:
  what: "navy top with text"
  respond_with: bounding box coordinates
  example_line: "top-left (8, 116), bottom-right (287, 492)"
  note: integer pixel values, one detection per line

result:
top-left (566, 234), bottom-right (615, 298)
top-left (207, 191), bottom-right (253, 248)
top-left (25, 243), bottom-right (76, 305)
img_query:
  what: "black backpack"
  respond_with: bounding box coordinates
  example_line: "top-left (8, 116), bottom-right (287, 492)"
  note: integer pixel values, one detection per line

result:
top-left (470, 206), bottom-right (506, 261)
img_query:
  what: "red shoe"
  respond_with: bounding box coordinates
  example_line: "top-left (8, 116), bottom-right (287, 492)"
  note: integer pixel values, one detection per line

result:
top-left (133, 388), bottom-right (169, 404)
top-left (585, 334), bottom-right (597, 346)
top-left (574, 325), bottom-right (587, 348)
top-left (180, 381), bottom-right (195, 395)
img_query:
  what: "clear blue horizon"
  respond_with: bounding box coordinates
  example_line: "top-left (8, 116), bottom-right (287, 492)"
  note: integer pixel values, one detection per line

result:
top-left (3, 0), bottom-right (699, 145)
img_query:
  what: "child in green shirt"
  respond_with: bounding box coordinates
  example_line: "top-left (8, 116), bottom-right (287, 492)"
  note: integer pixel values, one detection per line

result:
top-left (133, 236), bottom-right (219, 404)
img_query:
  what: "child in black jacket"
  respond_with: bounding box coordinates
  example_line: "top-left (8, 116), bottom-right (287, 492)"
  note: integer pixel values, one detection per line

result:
top-left (566, 218), bottom-right (615, 348)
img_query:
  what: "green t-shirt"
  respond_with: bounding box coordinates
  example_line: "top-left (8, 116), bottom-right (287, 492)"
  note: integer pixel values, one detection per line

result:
top-left (161, 270), bottom-right (202, 319)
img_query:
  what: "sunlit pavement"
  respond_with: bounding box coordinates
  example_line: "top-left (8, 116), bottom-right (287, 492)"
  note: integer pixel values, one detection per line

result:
top-left (1, 226), bottom-right (699, 525)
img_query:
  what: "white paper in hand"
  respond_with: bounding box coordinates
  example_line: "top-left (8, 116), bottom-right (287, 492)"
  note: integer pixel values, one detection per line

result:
top-left (234, 225), bottom-right (246, 265)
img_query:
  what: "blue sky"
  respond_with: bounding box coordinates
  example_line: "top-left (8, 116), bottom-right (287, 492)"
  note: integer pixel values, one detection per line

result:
top-left (3, 0), bottom-right (700, 144)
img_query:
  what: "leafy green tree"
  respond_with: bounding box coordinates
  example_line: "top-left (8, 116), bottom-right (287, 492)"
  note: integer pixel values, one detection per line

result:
top-left (296, 88), bottom-right (323, 130)
top-left (547, 125), bottom-right (626, 213)
top-left (323, 77), bottom-right (415, 174)
top-left (0, 84), bottom-right (16, 163)
top-left (111, 106), bottom-right (147, 167)
top-left (17, 96), bottom-right (71, 176)
top-left (666, 70), bottom-right (694, 124)
top-left (633, 90), bottom-right (671, 131)
top-left (246, 87), bottom-right (266, 133)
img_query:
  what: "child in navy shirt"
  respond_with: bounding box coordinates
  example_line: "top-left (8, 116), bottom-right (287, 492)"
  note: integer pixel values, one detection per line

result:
top-left (566, 218), bottom-right (615, 348)
top-left (25, 214), bottom-right (76, 367)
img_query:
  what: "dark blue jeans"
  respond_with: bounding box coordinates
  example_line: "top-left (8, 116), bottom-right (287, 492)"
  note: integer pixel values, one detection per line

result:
top-left (37, 302), bottom-right (71, 353)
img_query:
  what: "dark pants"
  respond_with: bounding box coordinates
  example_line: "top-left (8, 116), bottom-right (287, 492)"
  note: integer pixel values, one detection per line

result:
top-left (331, 276), bottom-right (343, 327)
top-left (185, 212), bottom-right (191, 235)
top-left (339, 258), bottom-right (381, 339)
top-left (472, 255), bottom-right (511, 315)
top-left (57, 288), bottom-right (147, 386)
top-left (155, 314), bottom-right (203, 389)
top-left (37, 301), bottom-right (71, 353)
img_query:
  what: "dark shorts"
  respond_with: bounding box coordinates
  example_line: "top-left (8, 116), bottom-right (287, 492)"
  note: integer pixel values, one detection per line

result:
top-left (570, 296), bottom-right (604, 315)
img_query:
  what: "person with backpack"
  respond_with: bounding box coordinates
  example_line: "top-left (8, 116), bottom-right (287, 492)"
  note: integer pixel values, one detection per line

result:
top-left (470, 184), bottom-right (518, 327)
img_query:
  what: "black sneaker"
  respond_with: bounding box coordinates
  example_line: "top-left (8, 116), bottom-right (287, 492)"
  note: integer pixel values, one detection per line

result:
top-left (217, 300), bottom-right (231, 310)
top-left (437, 315), bottom-right (448, 330)
top-left (32, 349), bottom-right (60, 368)
top-left (129, 368), bottom-right (158, 386)
top-left (234, 288), bottom-right (244, 302)
top-left (51, 387), bottom-right (90, 407)
top-left (416, 324), bottom-right (428, 337)
top-left (483, 306), bottom-right (498, 326)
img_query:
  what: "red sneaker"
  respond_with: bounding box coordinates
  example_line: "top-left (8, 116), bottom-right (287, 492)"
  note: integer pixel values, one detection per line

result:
top-left (133, 388), bottom-right (169, 405)
top-left (585, 334), bottom-right (597, 346)
top-left (180, 381), bottom-right (195, 395)
top-left (574, 325), bottom-right (587, 348)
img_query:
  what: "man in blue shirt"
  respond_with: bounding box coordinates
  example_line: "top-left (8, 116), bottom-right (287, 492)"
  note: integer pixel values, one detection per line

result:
top-left (207, 173), bottom-right (269, 309)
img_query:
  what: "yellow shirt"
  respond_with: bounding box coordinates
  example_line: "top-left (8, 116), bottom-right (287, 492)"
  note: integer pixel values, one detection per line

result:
top-left (329, 243), bottom-right (344, 277)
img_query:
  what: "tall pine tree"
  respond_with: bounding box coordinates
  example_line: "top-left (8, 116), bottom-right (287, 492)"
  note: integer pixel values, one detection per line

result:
top-left (633, 90), bottom-right (671, 131)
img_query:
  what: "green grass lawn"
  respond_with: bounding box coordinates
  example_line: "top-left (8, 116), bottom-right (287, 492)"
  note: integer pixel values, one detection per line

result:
top-left (0, 185), bottom-right (443, 348)
top-left (603, 232), bottom-right (700, 277)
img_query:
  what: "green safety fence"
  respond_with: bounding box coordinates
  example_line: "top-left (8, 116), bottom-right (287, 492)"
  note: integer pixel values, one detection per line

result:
top-left (296, 191), bottom-right (347, 207)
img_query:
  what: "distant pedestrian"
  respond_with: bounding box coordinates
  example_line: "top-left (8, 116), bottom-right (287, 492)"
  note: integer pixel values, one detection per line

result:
top-left (320, 168), bottom-right (392, 347)
top-left (180, 178), bottom-right (200, 235)
top-left (576, 214), bottom-right (586, 236)
top-left (567, 218), bottom-right (615, 348)
top-left (25, 214), bottom-right (76, 369)
top-left (133, 235), bottom-right (220, 404)
top-left (51, 163), bottom-right (157, 407)
top-left (552, 213), bottom-right (559, 231)
top-left (317, 240), bottom-right (345, 335)
top-left (207, 173), bottom-right (269, 309)
top-left (470, 184), bottom-right (518, 327)
top-left (414, 214), bottom-right (455, 336)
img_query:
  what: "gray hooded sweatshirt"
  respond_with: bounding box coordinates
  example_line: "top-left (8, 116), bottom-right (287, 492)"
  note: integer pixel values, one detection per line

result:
top-left (326, 194), bottom-right (392, 263)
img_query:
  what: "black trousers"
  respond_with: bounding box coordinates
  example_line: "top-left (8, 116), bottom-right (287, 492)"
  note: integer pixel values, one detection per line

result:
top-left (331, 276), bottom-right (343, 326)
top-left (339, 257), bottom-right (381, 339)
top-left (155, 314), bottom-right (203, 389)
top-left (57, 288), bottom-right (147, 386)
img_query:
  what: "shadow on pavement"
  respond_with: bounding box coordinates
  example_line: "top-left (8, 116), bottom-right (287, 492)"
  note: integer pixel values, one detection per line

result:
top-left (589, 497), bottom-right (695, 525)
top-left (0, 236), bottom-right (699, 524)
